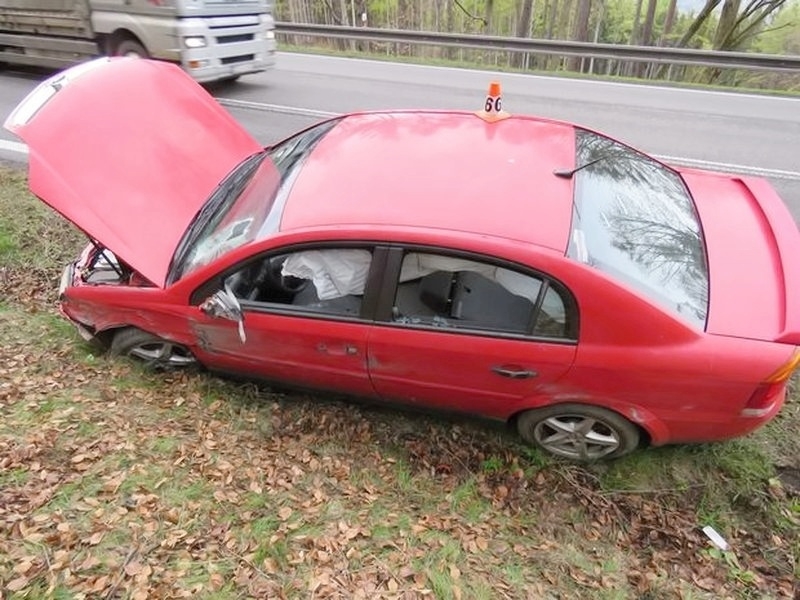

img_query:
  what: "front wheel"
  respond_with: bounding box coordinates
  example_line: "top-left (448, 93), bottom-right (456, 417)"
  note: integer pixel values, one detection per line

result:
top-left (517, 404), bottom-right (640, 461)
top-left (109, 328), bottom-right (196, 370)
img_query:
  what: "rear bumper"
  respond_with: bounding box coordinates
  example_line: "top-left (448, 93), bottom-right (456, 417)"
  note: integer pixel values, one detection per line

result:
top-left (651, 388), bottom-right (786, 446)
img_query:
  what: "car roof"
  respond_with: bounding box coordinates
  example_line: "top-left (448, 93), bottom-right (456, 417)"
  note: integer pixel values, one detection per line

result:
top-left (279, 111), bottom-right (578, 252)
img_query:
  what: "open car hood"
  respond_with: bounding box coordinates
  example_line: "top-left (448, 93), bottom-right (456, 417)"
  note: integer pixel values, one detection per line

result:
top-left (4, 57), bottom-right (261, 287)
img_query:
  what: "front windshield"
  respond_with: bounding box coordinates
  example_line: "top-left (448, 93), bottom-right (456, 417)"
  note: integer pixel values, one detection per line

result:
top-left (170, 118), bottom-right (341, 282)
top-left (567, 129), bottom-right (709, 327)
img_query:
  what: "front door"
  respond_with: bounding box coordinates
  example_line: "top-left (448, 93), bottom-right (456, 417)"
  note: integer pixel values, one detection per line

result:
top-left (192, 246), bottom-right (380, 398)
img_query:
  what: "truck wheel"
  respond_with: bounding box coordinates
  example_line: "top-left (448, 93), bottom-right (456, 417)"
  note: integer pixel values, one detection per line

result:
top-left (114, 39), bottom-right (149, 59)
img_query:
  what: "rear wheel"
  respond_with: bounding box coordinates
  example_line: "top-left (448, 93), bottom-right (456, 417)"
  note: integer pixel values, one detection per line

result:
top-left (110, 328), bottom-right (196, 370)
top-left (517, 404), bottom-right (640, 461)
top-left (114, 39), bottom-right (149, 59)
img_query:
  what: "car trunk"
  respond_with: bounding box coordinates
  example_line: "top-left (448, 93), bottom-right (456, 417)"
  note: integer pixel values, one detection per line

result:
top-left (682, 169), bottom-right (800, 345)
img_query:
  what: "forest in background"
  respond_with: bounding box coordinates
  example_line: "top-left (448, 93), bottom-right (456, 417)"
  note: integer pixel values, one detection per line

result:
top-left (274, 0), bottom-right (800, 90)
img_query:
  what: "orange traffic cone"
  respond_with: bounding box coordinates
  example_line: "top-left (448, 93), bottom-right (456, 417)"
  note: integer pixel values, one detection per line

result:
top-left (475, 81), bottom-right (511, 122)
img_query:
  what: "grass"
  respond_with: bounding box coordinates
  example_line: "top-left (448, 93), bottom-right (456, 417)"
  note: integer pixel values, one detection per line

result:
top-left (1, 163), bottom-right (798, 598)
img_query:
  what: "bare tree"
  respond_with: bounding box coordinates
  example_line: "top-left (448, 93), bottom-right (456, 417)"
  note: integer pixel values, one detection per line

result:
top-left (675, 0), bottom-right (724, 48)
top-left (640, 0), bottom-right (658, 45)
top-left (660, 0), bottom-right (679, 45)
top-left (485, 0), bottom-right (496, 34)
top-left (512, 0), bottom-right (534, 67)
top-left (635, 0), bottom-right (658, 76)
top-left (568, 0), bottom-right (592, 71)
top-left (546, 0), bottom-right (559, 38)
top-left (516, 0), bottom-right (534, 37)
top-left (627, 0), bottom-right (644, 74)
top-left (714, 0), bottom-right (787, 50)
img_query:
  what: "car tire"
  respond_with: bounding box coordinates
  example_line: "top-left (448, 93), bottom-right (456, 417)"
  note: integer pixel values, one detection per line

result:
top-left (110, 328), bottom-right (196, 370)
top-left (114, 39), bottom-right (149, 59)
top-left (517, 403), bottom-right (640, 462)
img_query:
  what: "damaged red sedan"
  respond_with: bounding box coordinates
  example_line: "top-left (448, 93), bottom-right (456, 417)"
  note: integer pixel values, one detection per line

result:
top-left (7, 57), bottom-right (800, 461)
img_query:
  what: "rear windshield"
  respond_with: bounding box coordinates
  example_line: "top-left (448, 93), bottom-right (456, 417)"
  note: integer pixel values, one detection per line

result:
top-left (567, 129), bottom-right (709, 327)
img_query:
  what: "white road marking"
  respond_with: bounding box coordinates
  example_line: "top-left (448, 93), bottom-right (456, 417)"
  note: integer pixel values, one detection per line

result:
top-left (0, 139), bottom-right (28, 155)
top-left (217, 97), bottom-right (336, 119)
top-left (656, 155), bottom-right (800, 181)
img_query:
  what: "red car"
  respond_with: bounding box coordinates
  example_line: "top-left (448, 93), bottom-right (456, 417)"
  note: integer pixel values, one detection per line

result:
top-left (7, 57), bottom-right (800, 461)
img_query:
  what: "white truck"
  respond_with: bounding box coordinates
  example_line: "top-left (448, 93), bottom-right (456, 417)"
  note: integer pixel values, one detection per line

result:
top-left (0, 0), bottom-right (276, 83)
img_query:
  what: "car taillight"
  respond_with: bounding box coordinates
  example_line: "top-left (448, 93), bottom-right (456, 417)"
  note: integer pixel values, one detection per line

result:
top-left (742, 348), bottom-right (800, 417)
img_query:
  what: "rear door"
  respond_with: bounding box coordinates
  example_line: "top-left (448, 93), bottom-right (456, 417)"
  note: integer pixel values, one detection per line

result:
top-left (367, 248), bottom-right (578, 419)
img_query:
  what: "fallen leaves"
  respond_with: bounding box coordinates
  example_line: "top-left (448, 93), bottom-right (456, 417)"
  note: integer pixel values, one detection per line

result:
top-left (1, 257), bottom-right (798, 598)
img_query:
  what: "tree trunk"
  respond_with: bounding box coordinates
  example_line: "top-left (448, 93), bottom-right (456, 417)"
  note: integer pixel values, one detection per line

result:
top-left (485, 0), bottom-right (495, 34)
top-left (675, 0), bottom-right (723, 48)
top-left (512, 0), bottom-right (534, 67)
top-left (630, 0), bottom-right (644, 44)
top-left (588, 0), bottom-right (605, 73)
top-left (445, 0), bottom-right (457, 58)
top-left (336, 0), bottom-right (351, 50)
top-left (728, 0), bottom-right (788, 49)
top-left (568, 0), bottom-right (592, 71)
top-left (558, 0), bottom-right (573, 39)
top-left (706, 0), bottom-right (787, 83)
top-left (554, 0), bottom-right (573, 68)
top-left (713, 0), bottom-right (742, 49)
top-left (640, 0), bottom-right (657, 45)
top-left (516, 0), bottom-right (533, 37)
top-left (627, 0), bottom-right (643, 74)
top-left (660, 0), bottom-right (678, 45)
top-left (635, 0), bottom-right (657, 76)
top-left (545, 0), bottom-right (559, 38)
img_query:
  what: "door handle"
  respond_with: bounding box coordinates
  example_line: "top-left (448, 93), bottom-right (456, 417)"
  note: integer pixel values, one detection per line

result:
top-left (491, 366), bottom-right (538, 379)
top-left (317, 343), bottom-right (359, 356)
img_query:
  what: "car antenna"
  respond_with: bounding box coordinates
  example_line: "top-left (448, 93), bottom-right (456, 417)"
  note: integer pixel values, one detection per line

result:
top-left (553, 156), bottom-right (605, 179)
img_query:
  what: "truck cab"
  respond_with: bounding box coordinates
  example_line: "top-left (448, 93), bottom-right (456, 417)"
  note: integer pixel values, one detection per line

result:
top-left (0, 0), bottom-right (276, 83)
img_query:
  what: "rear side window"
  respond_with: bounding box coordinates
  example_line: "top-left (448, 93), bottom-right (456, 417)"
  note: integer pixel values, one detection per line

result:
top-left (567, 129), bottom-right (709, 327)
top-left (391, 252), bottom-right (575, 340)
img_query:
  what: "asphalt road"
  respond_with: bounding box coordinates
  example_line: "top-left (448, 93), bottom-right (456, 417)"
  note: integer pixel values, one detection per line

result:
top-left (1, 52), bottom-right (799, 220)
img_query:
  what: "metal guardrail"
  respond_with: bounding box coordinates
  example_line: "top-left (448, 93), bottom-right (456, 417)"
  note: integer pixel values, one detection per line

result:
top-left (275, 22), bottom-right (800, 72)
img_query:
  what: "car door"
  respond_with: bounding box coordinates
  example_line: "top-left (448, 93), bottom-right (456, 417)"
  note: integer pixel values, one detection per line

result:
top-left (191, 245), bottom-right (382, 398)
top-left (367, 248), bottom-right (578, 419)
